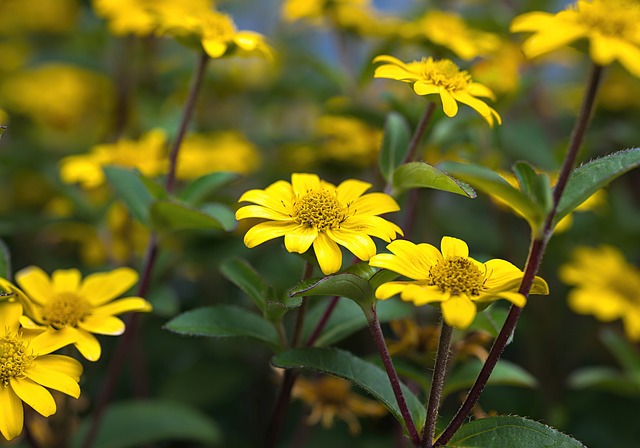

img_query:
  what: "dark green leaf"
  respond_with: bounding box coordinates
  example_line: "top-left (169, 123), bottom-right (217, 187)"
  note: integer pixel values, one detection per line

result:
top-left (600, 328), bottom-right (640, 382)
top-left (272, 347), bottom-right (426, 432)
top-left (0, 238), bottom-right (12, 280)
top-left (392, 162), bottom-right (476, 197)
top-left (179, 172), bottom-right (240, 205)
top-left (555, 148), bottom-right (640, 225)
top-left (146, 285), bottom-right (179, 318)
top-left (150, 201), bottom-right (227, 232)
top-left (0, 126), bottom-right (6, 139)
top-left (200, 202), bottom-right (236, 231)
top-left (568, 366), bottom-right (640, 395)
top-left (512, 162), bottom-right (553, 216)
top-left (70, 400), bottom-right (220, 448)
top-left (443, 359), bottom-right (537, 397)
top-left (164, 305), bottom-right (280, 350)
top-left (467, 304), bottom-right (510, 340)
top-left (220, 257), bottom-right (272, 312)
top-left (104, 167), bottom-right (156, 225)
top-left (290, 272), bottom-right (374, 308)
top-left (379, 112), bottom-right (411, 181)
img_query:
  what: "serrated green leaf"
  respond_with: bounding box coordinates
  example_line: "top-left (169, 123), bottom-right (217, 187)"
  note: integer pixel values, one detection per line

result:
top-left (379, 112), bottom-right (411, 181)
top-left (289, 273), bottom-right (374, 308)
top-left (438, 161), bottom-right (542, 230)
top-left (220, 257), bottom-right (271, 312)
top-left (600, 328), bottom-right (640, 382)
top-left (443, 359), bottom-right (537, 398)
top-left (272, 347), bottom-right (426, 432)
top-left (0, 238), bottom-right (12, 280)
top-left (568, 366), bottom-right (640, 395)
top-left (445, 415), bottom-right (586, 447)
top-left (104, 167), bottom-right (156, 225)
top-left (70, 400), bottom-right (220, 448)
top-left (179, 172), bottom-right (240, 205)
top-left (392, 162), bottom-right (476, 197)
top-left (555, 148), bottom-right (640, 225)
top-left (164, 305), bottom-right (280, 350)
top-left (301, 298), bottom-right (414, 347)
top-left (150, 201), bottom-right (227, 232)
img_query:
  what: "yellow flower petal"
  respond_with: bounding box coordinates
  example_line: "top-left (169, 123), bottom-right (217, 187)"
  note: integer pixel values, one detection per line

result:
top-left (327, 229), bottom-right (376, 261)
top-left (439, 90), bottom-right (458, 117)
top-left (92, 297), bottom-right (152, 317)
top-left (238, 184), bottom-right (292, 213)
top-left (244, 221), bottom-right (300, 248)
top-left (284, 226), bottom-right (318, 254)
top-left (351, 193), bottom-right (400, 216)
top-left (292, 173), bottom-right (321, 195)
top-left (31, 354), bottom-right (83, 382)
top-left (451, 91), bottom-right (492, 118)
top-left (313, 232), bottom-right (343, 275)
top-left (530, 276), bottom-right (549, 295)
top-left (0, 301), bottom-right (22, 333)
top-left (73, 329), bottom-right (102, 361)
top-left (623, 310), bottom-right (640, 341)
top-left (509, 11), bottom-right (555, 32)
top-left (202, 38), bottom-right (228, 58)
top-left (79, 267), bottom-right (138, 306)
top-left (340, 216), bottom-right (403, 242)
top-left (10, 377), bottom-right (56, 417)
top-left (336, 179), bottom-right (371, 204)
top-left (402, 284), bottom-right (446, 306)
top-left (25, 362), bottom-right (81, 398)
top-left (16, 266), bottom-right (53, 306)
top-left (492, 291), bottom-right (527, 307)
top-left (52, 269), bottom-right (81, 293)
top-left (375, 281), bottom-right (408, 300)
top-left (78, 315), bottom-right (126, 335)
top-left (235, 204), bottom-right (291, 221)
top-left (606, 39), bottom-right (640, 78)
top-left (413, 82), bottom-right (439, 96)
top-left (441, 294), bottom-right (477, 329)
top-left (521, 25), bottom-right (586, 59)
top-left (440, 236), bottom-right (469, 259)
top-left (29, 328), bottom-right (77, 356)
top-left (0, 385), bottom-right (23, 441)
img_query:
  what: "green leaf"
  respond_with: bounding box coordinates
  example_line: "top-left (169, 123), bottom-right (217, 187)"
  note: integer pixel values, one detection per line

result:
top-left (272, 347), bottom-right (426, 432)
top-left (600, 328), bottom-right (640, 382)
top-left (70, 400), bottom-right (220, 448)
top-left (512, 161), bottom-right (552, 215)
top-left (200, 202), bottom-right (236, 231)
top-left (0, 126), bottom-right (6, 139)
top-left (146, 285), bottom-right (179, 318)
top-left (379, 112), bottom-right (411, 181)
top-left (104, 167), bottom-right (156, 225)
top-left (179, 172), bottom-right (240, 205)
top-left (290, 272), bottom-right (374, 309)
top-left (438, 161), bottom-right (542, 230)
top-left (555, 148), bottom-right (640, 225)
top-left (445, 415), bottom-right (586, 447)
top-left (0, 238), bottom-right (12, 280)
top-left (301, 298), bottom-right (414, 347)
top-left (150, 200), bottom-right (228, 232)
top-left (568, 366), bottom-right (640, 395)
top-left (443, 359), bottom-right (538, 398)
top-left (164, 305), bottom-right (280, 350)
top-left (467, 304), bottom-right (510, 340)
top-left (392, 162), bottom-right (476, 198)
top-left (220, 257), bottom-right (272, 313)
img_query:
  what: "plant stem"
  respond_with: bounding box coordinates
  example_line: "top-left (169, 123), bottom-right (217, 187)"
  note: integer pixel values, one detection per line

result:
top-left (305, 295), bottom-right (340, 346)
top-left (434, 63), bottom-right (604, 446)
top-left (81, 51), bottom-right (210, 448)
top-left (404, 102), bottom-right (436, 165)
top-left (421, 322), bottom-right (453, 448)
top-left (368, 306), bottom-right (421, 446)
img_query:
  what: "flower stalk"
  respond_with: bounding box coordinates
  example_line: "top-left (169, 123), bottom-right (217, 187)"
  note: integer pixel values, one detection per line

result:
top-left (434, 63), bottom-right (604, 446)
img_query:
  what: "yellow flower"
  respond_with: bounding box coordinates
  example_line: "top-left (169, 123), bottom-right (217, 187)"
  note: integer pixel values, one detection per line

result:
top-left (59, 128), bottom-right (167, 189)
top-left (315, 115), bottom-right (382, 167)
top-left (471, 42), bottom-right (524, 95)
top-left (560, 245), bottom-right (640, 341)
top-left (292, 375), bottom-right (386, 434)
top-left (370, 237), bottom-right (549, 329)
top-left (0, 301), bottom-right (82, 441)
top-left (0, 0), bottom-right (79, 35)
top-left (15, 267), bottom-right (152, 361)
top-left (405, 10), bottom-right (500, 60)
top-left (236, 173), bottom-right (403, 275)
top-left (176, 131), bottom-right (261, 180)
top-left (510, 0), bottom-right (640, 77)
top-left (373, 55), bottom-right (501, 127)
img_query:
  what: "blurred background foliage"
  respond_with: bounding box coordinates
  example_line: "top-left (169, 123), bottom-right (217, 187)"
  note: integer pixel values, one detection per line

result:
top-left (1, 0), bottom-right (640, 447)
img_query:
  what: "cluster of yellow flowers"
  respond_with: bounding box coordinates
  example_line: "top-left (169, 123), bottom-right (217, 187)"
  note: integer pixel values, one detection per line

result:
top-left (0, 268), bottom-right (152, 440)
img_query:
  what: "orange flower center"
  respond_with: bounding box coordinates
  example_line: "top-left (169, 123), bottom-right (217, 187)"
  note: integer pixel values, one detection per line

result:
top-left (575, 0), bottom-right (639, 39)
top-left (41, 292), bottom-right (92, 329)
top-left (0, 332), bottom-right (33, 386)
top-left (294, 190), bottom-right (346, 231)
top-left (428, 256), bottom-right (484, 296)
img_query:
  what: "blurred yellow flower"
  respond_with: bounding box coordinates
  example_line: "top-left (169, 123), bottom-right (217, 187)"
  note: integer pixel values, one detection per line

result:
top-left (404, 10), bottom-right (500, 60)
top-left (370, 237), bottom-right (548, 329)
top-left (373, 55), bottom-right (501, 127)
top-left (315, 115), bottom-right (382, 167)
top-left (292, 375), bottom-right (386, 434)
top-left (0, 301), bottom-right (82, 441)
top-left (176, 131), bottom-right (261, 180)
top-left (236, 173), bottom-right (402, 275)
top-left (15, 267), bottom-right (152, 361)
top-left (472, 42), bottom-right (524, 95)
top-left (59, 128), bottom-right (168, 189)
top-left (511, 0), bottom-right (640, 77)
top-left (0, 0), bottom-right (79, 35)
top-left (560, 245), bottom-right (640, 341)
top-left (1, 64), bottom-right (113, 131)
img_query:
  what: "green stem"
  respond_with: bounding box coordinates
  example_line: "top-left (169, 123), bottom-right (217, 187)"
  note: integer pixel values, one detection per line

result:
top-left (81, 51), bottom-right (210, 448)
top-left (434, 63), bottom-right (604, 446)
top-left (421, 322), bottom-right (453, 448)
top-left (368, 306), bottom-right (421, 446)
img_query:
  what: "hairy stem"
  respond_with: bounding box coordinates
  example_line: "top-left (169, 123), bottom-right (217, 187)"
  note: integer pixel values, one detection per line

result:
top-left (404, 102), bottom-right (436, 165)
top-left (305, 295), bottom-right (340, 346)
top-left (81, 51), bottom-right (210, 448)
top-left (369, 307), bottom-right (421, 446)
top-left (421, 322), bottom-right (453, 448)
top-left (435, 63), bottom-right (604, 446)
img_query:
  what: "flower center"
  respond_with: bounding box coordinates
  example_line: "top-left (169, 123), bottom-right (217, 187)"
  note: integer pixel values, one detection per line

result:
top-left (576, 0), bottom-right (639, 38)
top-left (294, 190), bottom-right (345, 231)
top-left (41, 292), bottom-right (92, 329)
top-left (202, 12), bottom-right (236, 40)
top-left (419, 58), bottom-right (471, 91)
top-left (428, 256), bottom-right (485, 296)
top-left (0, 331), bottom-right (34, 386)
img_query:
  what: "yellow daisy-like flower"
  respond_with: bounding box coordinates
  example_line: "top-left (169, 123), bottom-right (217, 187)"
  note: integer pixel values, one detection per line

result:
top-left (373, 55), bottom-right (501, 127)
top-left (0, 301), bottom-right (82, 441)
top-left (15, 267), bottom-right (152, 361)
top-left (369, 237), bottom-right (549, 329)
top-left (560, 245), bottom-right (640, 341)
top-left (510, 0), bottom-right (640, 78)
top-left (235, 173), bottom-right (403, 275)
top-left (292, 375), bottom-right (387, 435)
